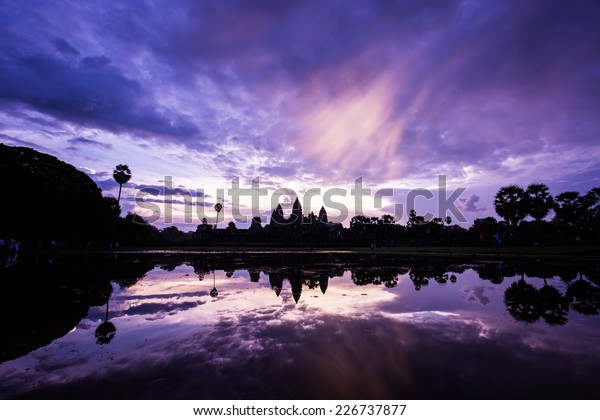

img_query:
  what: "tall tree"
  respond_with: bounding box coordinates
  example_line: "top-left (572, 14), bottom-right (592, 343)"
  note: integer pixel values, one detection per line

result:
top-left (525, 183), bottom-right (554, 221)
top-left (113, 164), bottom-right (132, 204)
top-left (553, 191), bottom-right (582, 226)
top-left (581, 187), bottom-right (600, 228)
top-left (214, 202), bottom-right (223, 227)
top-left (494, 185), bottom-right (527, 225)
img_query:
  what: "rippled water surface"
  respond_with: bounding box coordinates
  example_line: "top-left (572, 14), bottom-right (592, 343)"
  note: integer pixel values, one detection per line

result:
top-left (1, 252), bottom-right (599, 399)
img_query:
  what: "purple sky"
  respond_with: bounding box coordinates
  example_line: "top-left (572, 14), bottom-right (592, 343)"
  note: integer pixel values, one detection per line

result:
top-left (1, 0), bottom-right (600, 229)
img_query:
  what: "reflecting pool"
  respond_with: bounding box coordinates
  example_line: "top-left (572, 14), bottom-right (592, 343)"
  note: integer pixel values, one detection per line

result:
top-left (1, 252), bottom-right (599, 399)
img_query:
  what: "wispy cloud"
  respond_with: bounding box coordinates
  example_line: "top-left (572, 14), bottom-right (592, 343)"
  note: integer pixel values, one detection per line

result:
top-left (68, 137), bottom-right (113, 150)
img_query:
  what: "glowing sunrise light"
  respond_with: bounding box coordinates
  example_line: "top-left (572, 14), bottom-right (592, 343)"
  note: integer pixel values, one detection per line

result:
top-left (295, 73), bottom-right (405, 178)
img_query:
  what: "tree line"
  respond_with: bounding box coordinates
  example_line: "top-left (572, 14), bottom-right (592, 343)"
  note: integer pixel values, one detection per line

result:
top-left (2, 145), bottom-right (599, 248)
top-left (110, 182), bottom-right (600, 247)
top-left (492, 183), bottom-right (600, 244)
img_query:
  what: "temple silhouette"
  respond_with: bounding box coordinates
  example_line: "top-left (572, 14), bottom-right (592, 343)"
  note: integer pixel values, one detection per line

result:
top-left (270, 198), bottom-right (336, 229)
top-left (195, 197), bottom-right (344, 245)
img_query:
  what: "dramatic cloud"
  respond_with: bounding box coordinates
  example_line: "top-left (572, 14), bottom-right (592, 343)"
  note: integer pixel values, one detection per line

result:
top-left (0, 52), bottom-right (199, 138)
top-left (1, 0), bottom-right (599, 226)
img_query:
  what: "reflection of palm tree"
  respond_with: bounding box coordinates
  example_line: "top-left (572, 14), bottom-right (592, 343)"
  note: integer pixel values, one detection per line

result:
top-left (504, 280), bottom-right (541, 324)
top-left (539, 285), bottom-right (569, 326)
top-left (567, 280), bottom-right (600, 315)
top-left (210, 270), bottom-right (218, 297)
top-left (95, 299), bottom-right (116, 345)
top-left (113, 164), bottom-right (132, 205)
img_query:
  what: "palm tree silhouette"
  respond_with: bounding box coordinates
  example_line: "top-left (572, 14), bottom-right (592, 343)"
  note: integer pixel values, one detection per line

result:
top-left (525, 183), bottom-right (554, 222)
top-left (525, 183), bottom-right (554, 242)
top-left (113, 164), bottom-right (132, 204)
top-left (553, 191), bottom-right (582, 225)
top-left (214, 202), bottom-right (223, 228)
top-left (494, 185), bottom-right (527, 226)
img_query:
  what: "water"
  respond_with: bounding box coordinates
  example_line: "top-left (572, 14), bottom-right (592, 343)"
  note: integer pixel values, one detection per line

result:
top-left (1, 252), bottom-right (599, 399)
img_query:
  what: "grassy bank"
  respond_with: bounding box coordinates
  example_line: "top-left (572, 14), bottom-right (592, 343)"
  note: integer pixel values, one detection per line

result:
top-left (92, 244), bottom-right (600, 260)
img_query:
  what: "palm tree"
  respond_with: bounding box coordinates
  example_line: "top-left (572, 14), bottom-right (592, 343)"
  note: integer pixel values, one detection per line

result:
top-left (214, 202), bottom-right (223, 227)
top-left (525, 183), bottom-right (554, 243)
top-left (553, 191), bottom-right (582, 226)
top-left (583, 187), bottom-right (600, 219)
top-left (581, 187), bottom-right (600, 236)
top-left (113, 164), bottom-right (132, 204)
top-left (525, 183), bottom-right (554, 222)
top-left (494, 185), bottom-right (527, 225)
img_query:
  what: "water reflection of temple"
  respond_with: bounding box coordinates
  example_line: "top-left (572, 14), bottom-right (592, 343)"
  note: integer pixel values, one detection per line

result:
top-left (263, 265), bottom-right (343, 303)
top-left (265, 269), bottom-right (309, 303)
top-left (3, 252), bottom-right (597, 366)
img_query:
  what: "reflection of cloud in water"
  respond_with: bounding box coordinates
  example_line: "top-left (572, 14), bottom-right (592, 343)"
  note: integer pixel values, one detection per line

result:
top-left (123, 300), bottom-right (204, 317)
top-left (4, 309), bottom-right (600, 399)
top-left (462, 285), bottom-right (493, 306)
top-left (2, 262), bottom-right (600, 399)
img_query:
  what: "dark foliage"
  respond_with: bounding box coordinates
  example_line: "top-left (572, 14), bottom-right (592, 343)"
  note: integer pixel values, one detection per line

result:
top-left (0, 145), bottom-right (119, 243)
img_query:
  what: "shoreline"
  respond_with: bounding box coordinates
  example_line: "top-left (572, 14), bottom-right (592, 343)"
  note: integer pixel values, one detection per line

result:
top-left (15, 244), bottom-right (598, 261)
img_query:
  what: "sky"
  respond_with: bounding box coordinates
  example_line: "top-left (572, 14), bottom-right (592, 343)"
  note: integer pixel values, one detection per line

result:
top-left (1, 0), bottom-right (600, 229)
